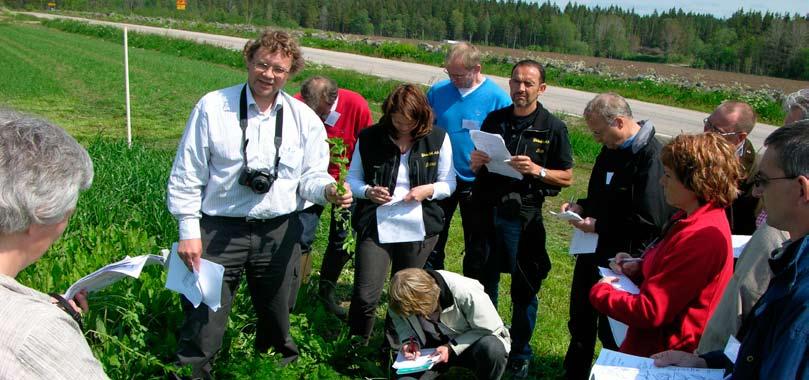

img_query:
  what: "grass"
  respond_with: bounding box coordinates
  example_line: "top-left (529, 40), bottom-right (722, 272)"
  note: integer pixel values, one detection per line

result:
top-left (1, 19), bottom-right (603, 379)
top-left (29, 10), bottom-right (787, 125)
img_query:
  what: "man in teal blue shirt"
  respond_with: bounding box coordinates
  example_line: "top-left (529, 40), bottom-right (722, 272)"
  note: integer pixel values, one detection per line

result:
top-left (425, 42), bottom-right (511, 271)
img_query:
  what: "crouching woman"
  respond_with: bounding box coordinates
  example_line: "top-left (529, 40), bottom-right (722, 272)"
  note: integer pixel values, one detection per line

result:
top-left (389, 268), bottom-right (510, 380)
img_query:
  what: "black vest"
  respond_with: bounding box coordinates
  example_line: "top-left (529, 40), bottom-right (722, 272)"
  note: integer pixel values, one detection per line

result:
top-left (353, 121), bottom-right (447, 240)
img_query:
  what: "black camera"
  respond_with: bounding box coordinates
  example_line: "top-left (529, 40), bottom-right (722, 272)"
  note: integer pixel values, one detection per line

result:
top-left (238, 167), bottom-right (276, 194)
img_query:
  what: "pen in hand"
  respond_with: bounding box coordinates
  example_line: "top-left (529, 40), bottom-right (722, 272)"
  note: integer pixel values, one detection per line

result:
top-left (608, 257), bottom-right (643, 263)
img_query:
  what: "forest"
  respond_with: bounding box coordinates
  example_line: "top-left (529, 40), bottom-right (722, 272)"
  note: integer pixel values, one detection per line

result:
top-left (8, 1), bottom-right (809, 78)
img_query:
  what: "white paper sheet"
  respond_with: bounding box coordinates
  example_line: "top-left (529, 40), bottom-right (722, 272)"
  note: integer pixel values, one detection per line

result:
top-left (598, 267), bottom-right (641, 346)
top-left (569, 229), bottom-right (599, 254)
top-left (550, 210), bottom-right (584, 222)
top-left (732, 235), bottom-right (752, 258)
top-left (469, 130), bottom-right (523, 180)
top-left (724, 335), bottom-right (741, 364)
top-left (590, 349), bottom-right (724, 380)
top-left (63, 252), bottom-right (166, 299)
top-left (392, 348), bottom-right (440, 374)
top-left (376, 197), bottom-right (426, 243)
top-left (165, 243), bottom-right (225, 311)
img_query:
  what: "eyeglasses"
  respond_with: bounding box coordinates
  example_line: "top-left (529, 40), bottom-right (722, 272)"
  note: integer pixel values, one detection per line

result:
top-left (252, 61), bottom-right (291, 76)
top-left (443, 68), bottom-right (471, 80)
top-left (703, 118), bottom-right (740, 137)
top-left (751, 173), bottom-right (797, 188)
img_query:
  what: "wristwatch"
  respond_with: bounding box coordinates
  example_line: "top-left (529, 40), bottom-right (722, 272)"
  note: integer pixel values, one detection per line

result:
top-left (539, 167), bottom-right (547, 178)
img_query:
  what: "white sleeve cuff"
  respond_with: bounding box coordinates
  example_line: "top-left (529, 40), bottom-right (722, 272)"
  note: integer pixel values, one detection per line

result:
top-left (178, 218), bottom-right (201, 240)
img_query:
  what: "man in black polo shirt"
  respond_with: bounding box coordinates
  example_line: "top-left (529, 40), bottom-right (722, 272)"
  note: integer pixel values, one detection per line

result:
top-left (470, 59), bottom-right (574, 379)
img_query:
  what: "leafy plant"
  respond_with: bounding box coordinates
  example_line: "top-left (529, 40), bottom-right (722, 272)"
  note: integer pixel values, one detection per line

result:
top-left (326, 137), bottom-right (356, 253)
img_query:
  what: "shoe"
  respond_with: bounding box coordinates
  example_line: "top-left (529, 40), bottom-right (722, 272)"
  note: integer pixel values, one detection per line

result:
top-left (318, 280), bottom-right (347, 318)
top-left (507, 358), bottom-right (530, 379)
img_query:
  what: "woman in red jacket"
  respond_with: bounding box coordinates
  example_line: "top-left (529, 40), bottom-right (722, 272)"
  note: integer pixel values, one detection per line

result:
top-left (589, 133), bottom-right (742, 357)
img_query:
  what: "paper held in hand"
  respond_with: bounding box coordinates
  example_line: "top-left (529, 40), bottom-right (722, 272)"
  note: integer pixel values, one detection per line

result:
top-left (469, 130), bottom-right (522, 180)
top-left (550, 209), bottom-right (584, 222)
top-left (392, 348), bottom-right (440, 375)
top-left (589, 349), bottom-right (724, 380)
top-left (598, 267), bottom-right (640, 347)
top-left (63, 252), bottom-right (167, 300)
top-left (165, 242), bottom-right (225, 311)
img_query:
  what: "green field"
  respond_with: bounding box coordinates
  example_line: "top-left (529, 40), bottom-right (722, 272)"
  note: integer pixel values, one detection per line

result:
top-left (1, 19), bottom-right (599, 379)
top-left (29, 11), bottom-right (788, 125)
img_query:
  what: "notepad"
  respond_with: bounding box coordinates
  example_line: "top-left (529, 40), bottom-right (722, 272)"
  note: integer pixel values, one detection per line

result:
top-left (392, 348), bottom-right (440, 375)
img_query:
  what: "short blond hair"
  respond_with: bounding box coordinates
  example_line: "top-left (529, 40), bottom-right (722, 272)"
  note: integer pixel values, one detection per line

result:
top-left (242, 29), bottom-right (305, 75)
top-left (445, 42), bottom-right (481, 70)
top-left (661, 133), bottom-right (742, 208)
top-left (389, 269), bottom-right (440, 317)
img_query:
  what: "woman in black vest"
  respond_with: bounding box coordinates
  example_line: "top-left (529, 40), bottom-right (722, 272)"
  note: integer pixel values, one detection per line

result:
top-left (346, 84), bottom-right (456, 341)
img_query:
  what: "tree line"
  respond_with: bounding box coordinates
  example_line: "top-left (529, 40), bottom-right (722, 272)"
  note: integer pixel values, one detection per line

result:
top-left (18, 0), bottom-right (809, 80)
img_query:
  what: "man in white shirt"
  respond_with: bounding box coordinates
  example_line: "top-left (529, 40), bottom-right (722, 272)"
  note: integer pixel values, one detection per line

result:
top-left (166, 30), bottom-right (352, 378)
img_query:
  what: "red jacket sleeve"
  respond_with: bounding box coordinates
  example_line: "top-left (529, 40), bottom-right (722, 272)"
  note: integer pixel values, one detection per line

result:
top-left (590, 225), bottom-right (730, 328)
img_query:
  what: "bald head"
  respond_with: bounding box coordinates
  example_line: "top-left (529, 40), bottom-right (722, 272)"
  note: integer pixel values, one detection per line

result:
top-left (705, 101), bottom-right (756, 147)
top-left (300, 76), bottom-right (338, 121)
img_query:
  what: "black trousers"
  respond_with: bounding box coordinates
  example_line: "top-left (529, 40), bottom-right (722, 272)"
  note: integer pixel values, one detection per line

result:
top-left (396, 335), bottom-right (508, 380)
top-left (563, 255), bottom-right (618, 380)
top-left (425, 179), bottom-right (480, 270)
top-left (348, 234), bottom-right (439, 339)
top-left (176, 213), bottom-right (302, 379)
top-left (289, 204), bottom-right (353, 309)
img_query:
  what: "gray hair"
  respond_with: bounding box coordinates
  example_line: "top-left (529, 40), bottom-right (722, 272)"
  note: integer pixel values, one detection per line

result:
top-left (783, 88), bottom-right (809, 121)
top-left (583, 92), bottom-right (633, 124)
top-left (764, 119), bottom-right (809, 178)
top-left (445, 42), bottom-right (481, 69)
top-left (300, 76), bottom-right (338, 110)
top-left (0, 111), bottom-right (93, 234)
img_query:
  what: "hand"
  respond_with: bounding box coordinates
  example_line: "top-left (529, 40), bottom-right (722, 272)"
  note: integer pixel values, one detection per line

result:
top-left (366, 185), bottom-right (392, 204)
top-left (404, 184), bottom-right (434, 202)
top-left (609, 252), bottom-right (640, 277)
top-left (651, 350), bottom-right (707, 368)
top-left (470, 150), bottom-right (491, 173)
top-left (70, 289), bottom-right (90, 314)
top-left (402, 341), bottom-right (421, 360)
top-left (508, 155), bottom-right (538, 176)
top-left (325, 182), bottom-right (353, 208)
top-left (178, 238), bottom-right (202, 272)
top-left (431, 345), bottom-right (451, 364)
top-left (561, 202), bottom-right (583, 214)
top-left (51, 289), bottom-right (90, 314)
top-left (571, 216), bottom-right (596, 233)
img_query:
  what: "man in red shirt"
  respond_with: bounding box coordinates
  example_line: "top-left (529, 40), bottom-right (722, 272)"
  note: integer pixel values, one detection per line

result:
top-left (291, 76), bottom-right (373, 317)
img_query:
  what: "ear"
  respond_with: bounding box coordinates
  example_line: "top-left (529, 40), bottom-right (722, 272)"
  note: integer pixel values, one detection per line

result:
top-left (799, 175), bottom-right (809, 202)
top-left (736, 131), bottom-right (749, 143)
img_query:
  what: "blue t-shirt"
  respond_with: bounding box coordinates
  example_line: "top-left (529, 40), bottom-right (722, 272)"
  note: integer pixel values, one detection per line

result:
top-left (427, 78), bottom-right (512, 182)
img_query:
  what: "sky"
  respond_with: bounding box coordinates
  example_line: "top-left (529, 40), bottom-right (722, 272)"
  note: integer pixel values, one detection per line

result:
top-left (537, 0), bottom-right (809, 19)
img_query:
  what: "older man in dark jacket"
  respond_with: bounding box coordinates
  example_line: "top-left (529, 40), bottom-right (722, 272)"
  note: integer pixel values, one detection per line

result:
top-left (562, 93), bottom-right (672, 380)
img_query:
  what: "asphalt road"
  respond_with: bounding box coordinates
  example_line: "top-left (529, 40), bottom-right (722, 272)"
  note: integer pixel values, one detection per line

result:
top-left (26, 12), bottom-right (780, 148)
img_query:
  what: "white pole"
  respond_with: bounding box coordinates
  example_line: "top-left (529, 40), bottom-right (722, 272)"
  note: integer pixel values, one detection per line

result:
top-left (124, 27), bottom-right (132, 148)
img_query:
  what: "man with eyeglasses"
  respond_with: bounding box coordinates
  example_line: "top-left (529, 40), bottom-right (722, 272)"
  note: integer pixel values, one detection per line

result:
top-left (653, 121), bottom-right (809, 380)
top-left (695, 93), bottom-right (809, 355)
top-left (291, 76), bottom-right (373, 318)
top-left (167, 30), bottom-right (352, 378)
top-left (424, 42), bottom-right (511, 273)
top-left (561, 93), bottom-right (672, 380)
top-left (703, 101), bottom-right (759, 235)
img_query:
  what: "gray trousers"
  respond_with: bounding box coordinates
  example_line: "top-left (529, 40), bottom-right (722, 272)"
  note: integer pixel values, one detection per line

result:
top-left (176, 213), bottom-right (302, 379)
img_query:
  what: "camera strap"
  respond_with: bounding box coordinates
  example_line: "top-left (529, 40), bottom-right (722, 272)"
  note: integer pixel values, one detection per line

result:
top-left (239, 84), bottom-right (284, 174)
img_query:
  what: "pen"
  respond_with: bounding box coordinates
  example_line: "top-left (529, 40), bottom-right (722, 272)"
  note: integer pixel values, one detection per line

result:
top-left (608, 258), bottom-right (643, 263)
top-left (504, 158), bottom-right (512, 163)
